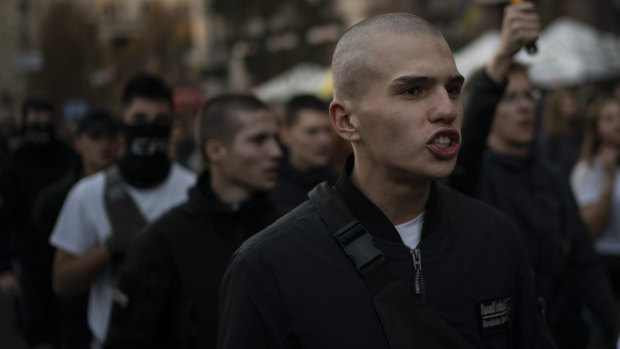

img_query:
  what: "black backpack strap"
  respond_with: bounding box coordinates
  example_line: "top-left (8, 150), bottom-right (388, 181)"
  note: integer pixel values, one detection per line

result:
top-left (310, 182), bottom-right (479, 349)
top-left (104, 166), bottom-right (147, 240)
top-left (309, 182), bottom-right (391, 295)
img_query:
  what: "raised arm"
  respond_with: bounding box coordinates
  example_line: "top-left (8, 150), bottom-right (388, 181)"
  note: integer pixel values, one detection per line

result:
top-left (451, 2), bottom-right (540, 193)
top-left (486, 2), bottom-right (540, 84)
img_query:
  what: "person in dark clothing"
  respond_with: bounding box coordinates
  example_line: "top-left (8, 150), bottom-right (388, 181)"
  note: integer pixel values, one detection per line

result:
top-left (0, 94), bottom-right (77, 325)
top-left (105, 94), bottom-right (286, 349)
top-left (20, 108), bottom-right (121, 349)
top-left (218, 13), bottom-right (547, 349)
top-left (449, 3), bottom-right (617, 348)
top-left (272, 94), bottom-right (338, 208)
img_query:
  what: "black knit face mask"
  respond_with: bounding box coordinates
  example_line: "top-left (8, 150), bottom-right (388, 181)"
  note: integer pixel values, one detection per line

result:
top-left (118, 124), bottom-right (171, 188)
top-left (23, 124), bottom-right (55, 145)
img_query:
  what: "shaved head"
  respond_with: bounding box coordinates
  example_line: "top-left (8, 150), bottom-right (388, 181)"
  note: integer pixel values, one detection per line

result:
top-left (331, 13), bottom-right (443, 101)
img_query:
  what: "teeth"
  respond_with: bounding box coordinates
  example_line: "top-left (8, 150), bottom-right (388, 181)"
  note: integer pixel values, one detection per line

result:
top-left (433, 136), bottom-right (451, 148)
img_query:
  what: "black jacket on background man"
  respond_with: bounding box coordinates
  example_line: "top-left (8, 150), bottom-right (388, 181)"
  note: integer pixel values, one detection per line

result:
top-left (450, 69), bottom-right (617, 349)
top-left (0, 140), bottom-right (76, 273)
top-left (271, 157), bottom-right (338, 209)
top-left (21, 162), bottom-right (90, 348)
top-left (218, 155), bottom-right (545, 349)
top-left (104, 172), bottom-right (287, 349)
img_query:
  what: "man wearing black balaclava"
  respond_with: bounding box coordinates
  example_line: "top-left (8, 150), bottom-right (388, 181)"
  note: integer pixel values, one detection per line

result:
top-left (0, 94), bottom-right (77, 331)
top-left (49, 74), bottom-right (196, 349)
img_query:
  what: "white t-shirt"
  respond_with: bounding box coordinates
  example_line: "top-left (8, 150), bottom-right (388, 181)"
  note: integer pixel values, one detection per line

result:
top-left (395, 212), bottom-right (425, 249)
top-left (571, 157), bottom-right (620, 256)
top-left (49, 163), bottom-right (196, 345)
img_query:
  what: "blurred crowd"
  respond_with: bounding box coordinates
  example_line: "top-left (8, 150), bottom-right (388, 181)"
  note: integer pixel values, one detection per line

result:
top-left (0, 2), bottom-right (619, 349)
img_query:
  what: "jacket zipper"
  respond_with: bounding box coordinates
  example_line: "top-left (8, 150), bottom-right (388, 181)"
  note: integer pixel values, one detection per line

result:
top-left (411, 248), bottom-right (427, 303)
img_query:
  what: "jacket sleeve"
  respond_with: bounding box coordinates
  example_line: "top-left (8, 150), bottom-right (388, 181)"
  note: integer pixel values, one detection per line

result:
top-left (217, 249), bottom-right (287, 349)
top-left (104, 232), bottom-right (172, 349)
top-left (450, 69), bottom-right (506, 194)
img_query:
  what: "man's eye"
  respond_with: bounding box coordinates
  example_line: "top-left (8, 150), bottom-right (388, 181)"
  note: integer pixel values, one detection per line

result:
top-left (446, 85), bottom-right (462, 97)
top-left (306, 128), bottom-right (320, 136)
top-left (401, 87), bottom-right (422, 96)
top-left (252, 135), bottom-right (268, 144)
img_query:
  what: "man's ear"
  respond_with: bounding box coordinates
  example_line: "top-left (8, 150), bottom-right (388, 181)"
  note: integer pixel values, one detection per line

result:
top-left (329, 99), bottom-right (360, 142)
top-left (205, 138), bottom-right (226, 164)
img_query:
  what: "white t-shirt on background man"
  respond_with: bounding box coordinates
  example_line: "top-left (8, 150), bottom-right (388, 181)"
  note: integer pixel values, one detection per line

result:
top-left (50, 163), bottom-right (196, 347)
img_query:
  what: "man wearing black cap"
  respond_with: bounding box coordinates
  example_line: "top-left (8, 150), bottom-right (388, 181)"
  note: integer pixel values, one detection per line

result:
top-left (20, 108), bottom-right (121, 349)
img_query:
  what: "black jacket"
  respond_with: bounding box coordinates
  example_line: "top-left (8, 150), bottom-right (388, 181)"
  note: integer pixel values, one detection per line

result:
top-left (104, 172), bottom-right (288, 349)
top-left (0, 139), bottom-right (77, 271)
top-left (450, 69), bottom-right (617, 349)
top-left (21, 162), bottom-right (90, 347)
top-left (218, 156), bottom-right (545, 349)
top-left (271, 156), bottom-right (338, 209)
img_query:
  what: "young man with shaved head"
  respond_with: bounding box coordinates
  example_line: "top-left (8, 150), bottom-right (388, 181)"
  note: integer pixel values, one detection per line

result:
top-left (218, 13), bottom-right (546, 349)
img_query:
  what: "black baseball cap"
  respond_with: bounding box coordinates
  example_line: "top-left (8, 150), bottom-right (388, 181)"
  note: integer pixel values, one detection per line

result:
top-left (76, 108), bottom-right (119, 136)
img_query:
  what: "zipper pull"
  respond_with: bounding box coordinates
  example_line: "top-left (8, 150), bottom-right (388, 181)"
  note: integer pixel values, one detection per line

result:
top-left (411, 248), bottom-right (422, 295)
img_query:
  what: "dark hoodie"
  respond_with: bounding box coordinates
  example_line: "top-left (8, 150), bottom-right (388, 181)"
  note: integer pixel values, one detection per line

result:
top-left (0, 136), bottom-right (77, 272)
top-left (105, 172), bottom-right (288, 349)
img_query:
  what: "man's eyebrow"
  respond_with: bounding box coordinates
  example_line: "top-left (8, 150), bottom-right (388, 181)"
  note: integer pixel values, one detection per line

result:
top-left (449, 75), bottom-right (465, 85)
top-left (389, 74), bottom-right (465, 87)
top-left (389, 76), bottom-right (434, 87)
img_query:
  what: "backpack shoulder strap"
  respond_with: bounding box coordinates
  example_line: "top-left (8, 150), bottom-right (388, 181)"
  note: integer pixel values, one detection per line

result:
top-left (104, 165), bottom-right (147, 236)
top-left (310, 182), bottom-right (481, 349)
top-left (309, 182), bottom-right (392, 295)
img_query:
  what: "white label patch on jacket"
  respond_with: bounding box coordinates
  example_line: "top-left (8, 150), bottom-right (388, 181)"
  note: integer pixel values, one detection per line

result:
top-left (477, 296), bottom-right (511, 335)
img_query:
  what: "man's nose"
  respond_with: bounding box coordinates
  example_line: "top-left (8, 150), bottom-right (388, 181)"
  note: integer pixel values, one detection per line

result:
top-left (516, 94), bottom-right (535, 111)
top-left (428, 90), bottom-right (458, 124)
top-left (268, 138), bottom-right (282, 159)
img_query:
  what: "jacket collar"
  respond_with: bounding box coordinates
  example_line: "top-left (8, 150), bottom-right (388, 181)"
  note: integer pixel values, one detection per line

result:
top-left (334, 154), bottom-right (442, 244)
top-left (187, 171), bottom-right (273, 216)
top-left (278, 157), bottom-right (338, 187)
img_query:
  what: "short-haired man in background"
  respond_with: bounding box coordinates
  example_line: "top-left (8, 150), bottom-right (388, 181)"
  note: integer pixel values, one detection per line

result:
top-left (271, 94), bottom-right (337, 208)
top-left (105, 93), bottom-right (286, 348)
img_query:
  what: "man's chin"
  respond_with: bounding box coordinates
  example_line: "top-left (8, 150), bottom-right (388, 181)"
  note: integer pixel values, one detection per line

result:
top-left (430, 162), bottom-right (457, 180)
top-left (252, 181), bottom-right (277, 193)
top-left (308, 158), bottom-right (332, 169)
